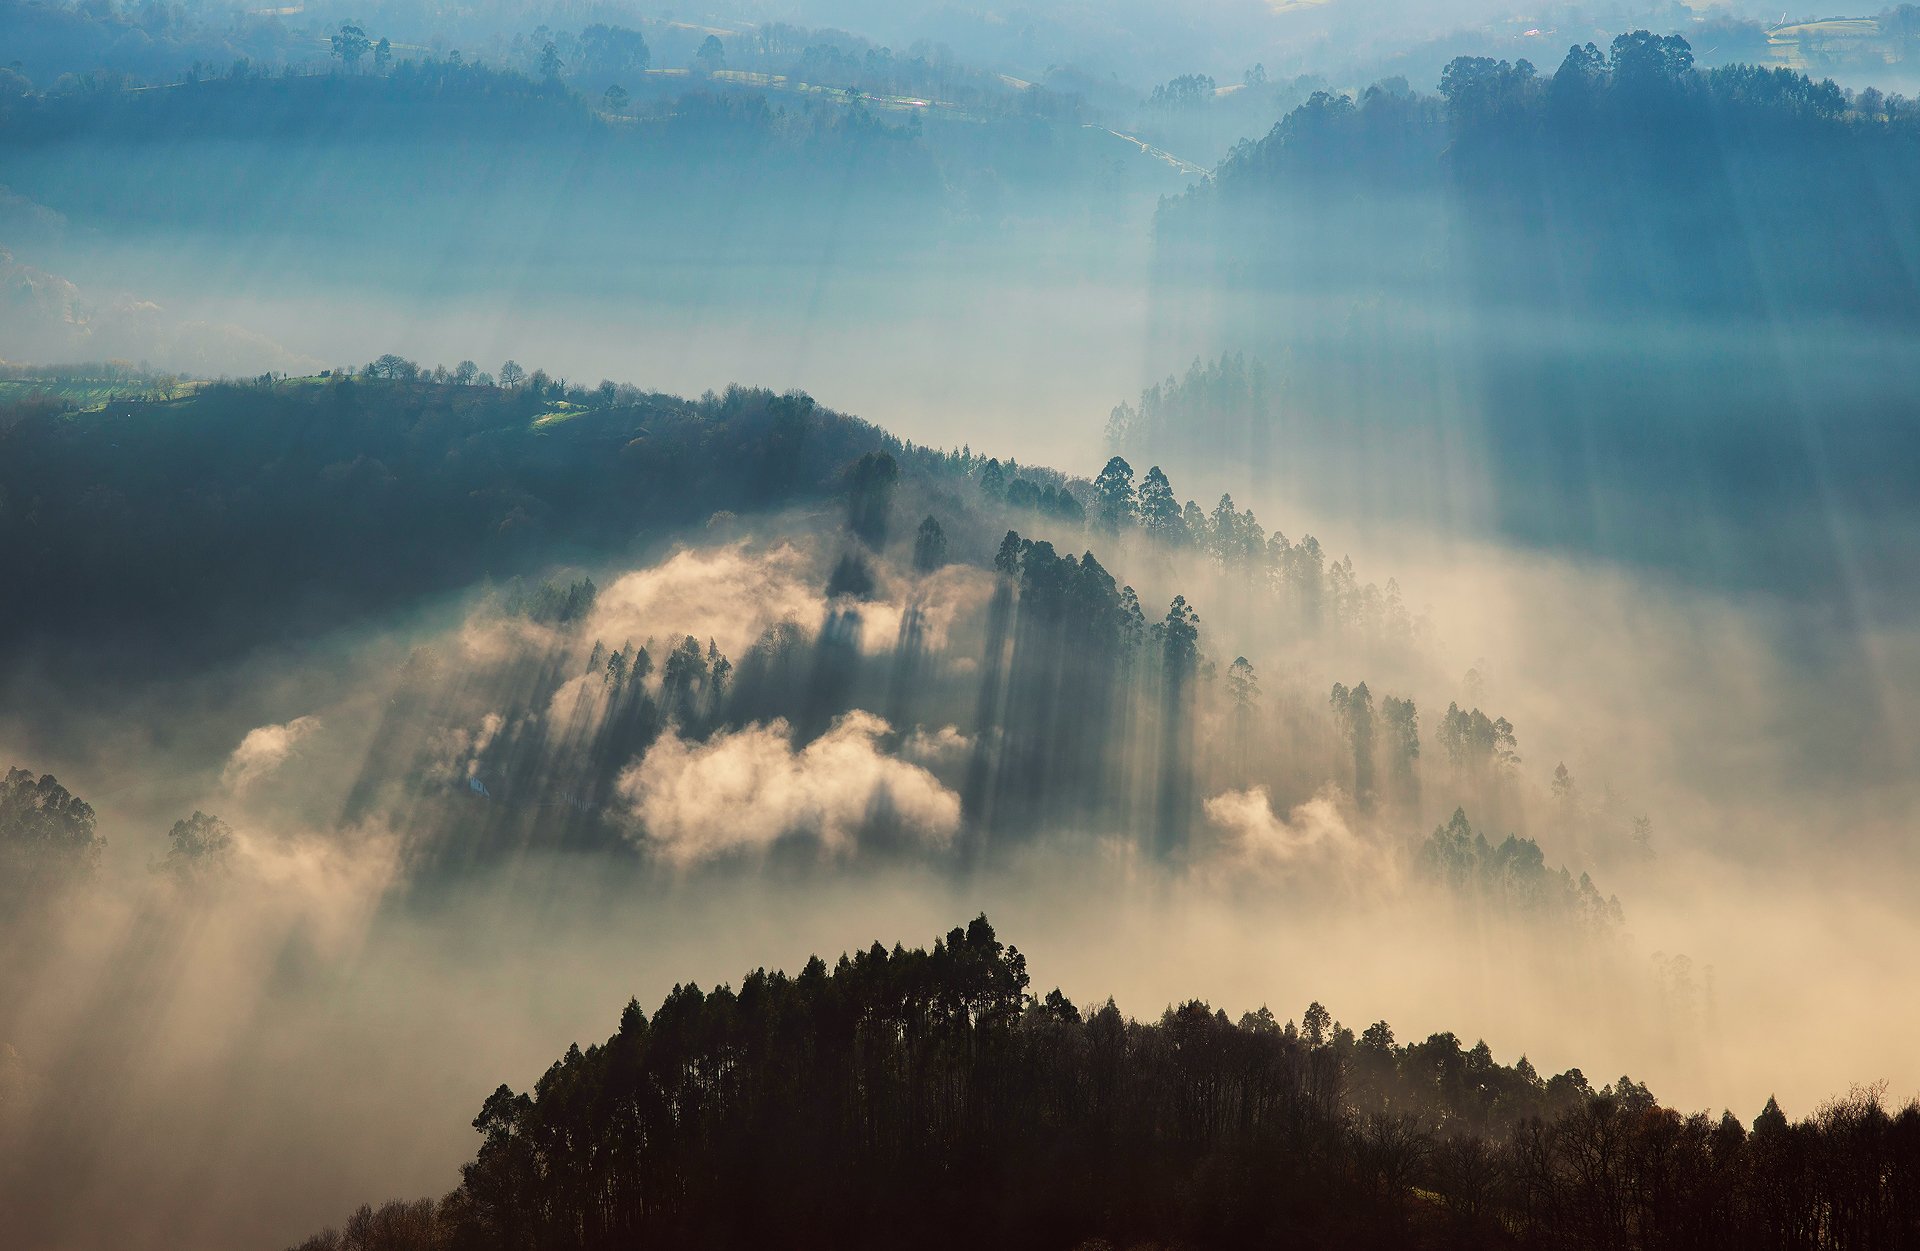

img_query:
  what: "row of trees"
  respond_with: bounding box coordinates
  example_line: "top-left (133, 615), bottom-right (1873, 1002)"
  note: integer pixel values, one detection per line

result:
top-left (360, 355), bottom-right (580, 393)
top-left (285, 917), bottom-right (1920, 1251)
top-left (962, 439), bottom-right (1417, 648)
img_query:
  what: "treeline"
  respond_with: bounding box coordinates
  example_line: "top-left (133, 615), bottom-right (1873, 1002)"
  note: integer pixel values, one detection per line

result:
top-left (285, 916), bottom-right (1920, 1251)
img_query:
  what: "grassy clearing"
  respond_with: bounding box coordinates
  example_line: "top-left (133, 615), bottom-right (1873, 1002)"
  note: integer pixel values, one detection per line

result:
top-left (0, 375), bottom-right (203, 409)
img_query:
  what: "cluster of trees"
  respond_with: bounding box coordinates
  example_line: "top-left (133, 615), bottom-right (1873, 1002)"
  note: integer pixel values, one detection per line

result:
top-left (965, 532), bottom-right (1199, 850)
top-left (285, 917), bottom-right (1920, 1251)
top-left (1147, 72), bottom-right (1216, 109)
top-left (1105, 352), bottom-right (1278, 469)
top-left (975, 458), bottom-right (1086, 523)
top-left (1057, 451), bottom-right (1418, 647)
top-left (1420, 808), bottom-right (1623, 933)
top-left (0, 767), bottom-right (102, 909)
top-left (503, 577), bottom-right (598, 627)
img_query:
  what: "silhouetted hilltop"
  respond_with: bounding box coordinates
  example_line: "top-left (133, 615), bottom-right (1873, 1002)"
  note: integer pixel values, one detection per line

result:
top-left (284, 915), bottom-right (1920, 1251)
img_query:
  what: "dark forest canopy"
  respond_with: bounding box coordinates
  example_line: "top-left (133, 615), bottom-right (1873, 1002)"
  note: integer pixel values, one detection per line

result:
top-left (1162, 32), bottom-right (1920, 320)
top-left (284, 915), bottom-right (1920, 1251)
top-left (0, 373), bottom-right (898, 670)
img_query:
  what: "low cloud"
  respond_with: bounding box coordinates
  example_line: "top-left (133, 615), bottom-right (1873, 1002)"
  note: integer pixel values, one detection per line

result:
top-left (588, 542), bottom-right (825, 659)
top-left (617, 711), bottom-right (962, 866)
top-left (221, 716), bottom-right (324, 793)
top-left (902, 724), bottom-right (972, 765)
top-left (1203, 787), bottom-right (1392, 890)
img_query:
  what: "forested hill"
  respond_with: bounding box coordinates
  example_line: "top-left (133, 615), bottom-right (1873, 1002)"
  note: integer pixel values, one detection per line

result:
top-left (1161, 33), bottom-right (1920, 320)
top-left (0, 372), bottom-right (898, 671)
top-left (285, 915), bottom-right (1920, 1251)
top-left (1138, 36), bottom-right (1920, 608)
top-left (0, 57), bottom-right (1159, 270)
top-left (0, 62), bottom-right (943, 258)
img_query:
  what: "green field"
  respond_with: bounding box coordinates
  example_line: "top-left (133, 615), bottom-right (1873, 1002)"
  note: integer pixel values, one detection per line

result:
top-left (0, 372), bottom-right (201, 409)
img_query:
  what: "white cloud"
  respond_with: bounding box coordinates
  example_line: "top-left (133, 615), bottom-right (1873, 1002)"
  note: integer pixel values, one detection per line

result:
top-left (587, 542), bottom-right (826, 659)
top-left (617, 711), bottom-right (962, 866)
top-left (221, 716), bottom-right (324, 792)
top-left (1202, 786), bottom-right (1392, 891)
top-left (902, 724), bottom-right (972, 765)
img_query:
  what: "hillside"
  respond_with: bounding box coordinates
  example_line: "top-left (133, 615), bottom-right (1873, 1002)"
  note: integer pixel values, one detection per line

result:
top-left (0, 372), bottom-right (897, 672)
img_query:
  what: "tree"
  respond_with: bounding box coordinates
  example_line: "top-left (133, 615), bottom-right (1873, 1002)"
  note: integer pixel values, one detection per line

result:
top-left (1439, 55), bottom-right (1537, 123)
top-left (1180, 499), bottom-right (1207, 547)
top-left (993, 530), bottom-right (1024, 575)
top-left (373, 36), bottom-right (391, 73)
top-left (1331, 681), bottom-right (1376, 807)
top-left (1138, 465), bottom-right (1182, 540)
top-left (1209, 493), bottom-right (1240, 561)
top-left (845, 452), bottom-right (899, 548)
top-left (1160, 595), bottom-right (1200, 677)
top-left (661, 634), bottom-right (709, 712)
top-left (369, 353), bottom-right (419, 381)
top-left (498, 360), bottom-right (526, 388)
top-left (160, 811), bottom-right (234, 879)
top-left (826, 552), bottom-right (876, 599)
top-left (330, 24), bottom-right (371, 71)
top-left (579, 23), bottom-right (650, 80)
top-left (1608, 30), bottom-right (1693, 90)
top-left (1093, 456), bottom-right (1136, 533)
top-left (912, 516), bottom-right (948, 572)
top-left (603, 84), bottom-right (629, 113)
top-left (1380, 695), bottom-right (1419, 809)
top-left (1301, 1001), bottom-right (1331, 1048)
top-left (1150, 73), bottom-right (1216, 109)
top-left (1226, 656), bottom-right (1258, 714)
top-left (539, 41), bottom-right (563, 82)
top-left (452, 360), bottom-right (478, 385)
top-left (978, 458), bottom-right (1007, 499)
top-left (697, 35), bottom-right (726, 73)
top-left (1630, 815), bottom-right (1654, 860)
